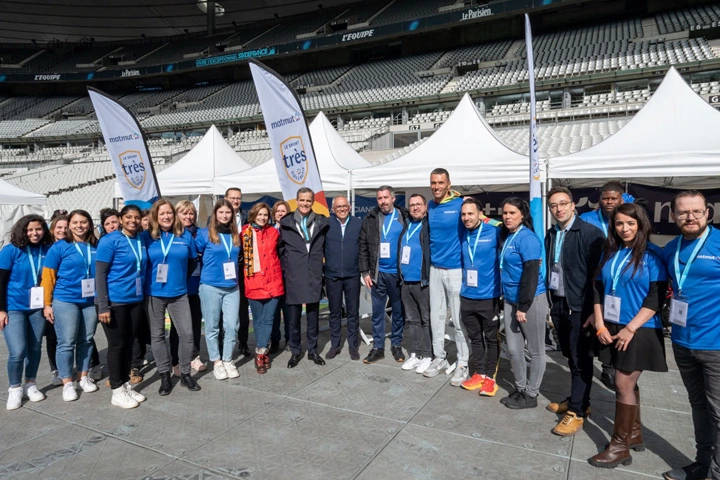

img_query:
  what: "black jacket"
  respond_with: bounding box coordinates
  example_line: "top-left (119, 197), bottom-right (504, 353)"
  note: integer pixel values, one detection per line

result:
top-left (279, 214), bottom-right (329, 305)
top-left (545, 215), bottom-right (605, 313)
top-left (323, 215), bottom-right (361, 279)
top-left (397, 216), bottom-right (430, 287)
top-left (359, 205), bottom-right (408, 282)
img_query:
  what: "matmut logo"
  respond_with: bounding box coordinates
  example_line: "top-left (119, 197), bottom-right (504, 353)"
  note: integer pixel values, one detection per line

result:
top-left (109, 132), bottom-right (141, 143)
top-left (281, 136), bottom-right (308, 185)
top-left (270, 112), bottom-right (301, 130)
top-left (119, 150), bottom-right (147, 190)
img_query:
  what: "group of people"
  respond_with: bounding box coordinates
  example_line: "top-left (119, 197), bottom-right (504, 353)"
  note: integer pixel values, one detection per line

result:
top-left (0, 172), bottom-right (718, 480)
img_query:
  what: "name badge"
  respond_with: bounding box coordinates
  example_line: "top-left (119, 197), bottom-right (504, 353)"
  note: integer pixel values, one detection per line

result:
top-left (670, 297), bottom-right (688, 327)
top-left (191, 262), bottom-right (201, 277)
top-left (81, 278), bottom-right (95, 298)
top-left (549, 271), bottom-right (560, 290)
top-left (604, 295), bottom-right (621, 323)
top-left (135, 277), bottom-right (143, 296)
top-left (223, 262), bottom-right (236, 280)
top-left (466, 269), bottom-right (478, 287)
top-left (401, 246), bottom-right (411, 265)
top-left (156, 264), bottom-right (169, 284)
top-left (380, 242), bottom-right (391, 259)
top-left (29, 286), bottom-right (44, 309)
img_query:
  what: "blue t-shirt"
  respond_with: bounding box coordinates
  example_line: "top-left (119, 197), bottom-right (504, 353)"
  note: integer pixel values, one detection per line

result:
top-left (144, 230), bottom-right (197, 298)
top-left (0, 243), bottom-right (50, 311)
top-left (378, 208), bottom-right (404, 275)
top-left (195, 228), bottom-right (240, 289)
top-left (95, 230), bottom-right (148, 304)
top-left (400, 220), bottom-right (423, 282)
top-left (500, 227), bottom-right (546, 304)
top-left (461, 224), bottom-right (501, 300)
top-left (663, 227), bottom-right (720, 350)
top-left (428, 197), bottom-right (464, 269)
top-left (580, 210), bottom-right (609, 238)
top-left (597, 246), bottom-right (666, 329)
top-left (44, 240), bottom-right (97, 304)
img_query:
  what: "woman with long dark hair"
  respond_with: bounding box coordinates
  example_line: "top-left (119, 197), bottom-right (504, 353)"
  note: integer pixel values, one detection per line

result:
top-left (498, 197), bottom-right (548, 410)
top-left (0, 214), bottom-right (52, 410)
top-left (41, 210), bottom-right (99, 401)
top-left (589, 203), bottom-right (668, 468)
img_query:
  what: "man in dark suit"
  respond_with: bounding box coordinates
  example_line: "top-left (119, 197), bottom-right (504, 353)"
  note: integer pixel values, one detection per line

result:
top-left (225, 187), bottom-right (251, 357)
top-left (324, 196), bottom-right (362, 361)
top-left (279, 187), bottom-right (329, 368)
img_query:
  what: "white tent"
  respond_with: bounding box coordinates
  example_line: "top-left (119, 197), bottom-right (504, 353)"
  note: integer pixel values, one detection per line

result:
top-left (351, 93), bottom-right (532, 191)
top-left (549, 67), bottom-right (720, 187)
top-left (215, 111), bottom-right (371, 196)
top-left (0, 179), bottom-right (46, 247)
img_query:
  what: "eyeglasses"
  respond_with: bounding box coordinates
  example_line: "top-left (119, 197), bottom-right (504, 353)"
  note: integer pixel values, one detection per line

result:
top-left (409, 203), bottom-right (425, 208)
top-left (675, 209), bottom-right (707, 220)
top-left (548, 201), bottom-right (572, 210)
top-left (333, 205), bottom-right (349, 210)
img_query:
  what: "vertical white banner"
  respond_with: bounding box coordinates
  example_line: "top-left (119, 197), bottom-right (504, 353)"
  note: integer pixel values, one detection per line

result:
top-left (248, 60), bottom-right (329, 215)
top-left (88, 87), bottom-right (160, 209)
top-left (525, 14), bottom-right (544, 247)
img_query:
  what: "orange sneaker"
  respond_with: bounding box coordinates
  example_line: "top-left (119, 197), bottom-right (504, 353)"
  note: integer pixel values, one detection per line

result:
top-left (461, 373), bottom-right (486, 391)
top-left (479, 377), bottom-right (499, 397)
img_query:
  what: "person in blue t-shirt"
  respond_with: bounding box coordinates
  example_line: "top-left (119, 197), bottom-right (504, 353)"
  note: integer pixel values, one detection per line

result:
top-left (144, 200), bottom-right (200, 396)
top-left (499, 197), bottom-right (548, 410)
top-left (41, 209), bottom-right (100, 402)
top-left (196, 199), bottom-right (241, 381)
top-left (589, 203), bottom-right (668, 469)
top-left (661, 190), bottom-right (720, 480)
top-left (95, 205), bottom-right (149, 410)
top-left (459, 198), bottom-right (502, 397)
top-left (0, 214), bottom-right (52, 411)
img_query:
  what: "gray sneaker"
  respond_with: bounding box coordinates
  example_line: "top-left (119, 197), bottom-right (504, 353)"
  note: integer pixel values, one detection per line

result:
top-left (423, 358), bottom-right (449, 378)
top-left (449, 365), bottom-right (469, 386)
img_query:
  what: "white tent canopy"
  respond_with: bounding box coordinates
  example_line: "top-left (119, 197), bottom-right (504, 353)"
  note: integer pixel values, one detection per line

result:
top-left (215, 111), bottom-right (371, 195)
top-left (0, 179), bottom-right (46, 205)
top-left (549, 67), bottom-right (720, 185)
top-left (0, 179), bottom-right (46, 247)
top-left (351, 93), bottom-right (532, 190)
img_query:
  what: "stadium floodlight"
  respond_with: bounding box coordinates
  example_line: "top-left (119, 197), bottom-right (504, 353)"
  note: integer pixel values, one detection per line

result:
top-left (196, 0), bottom-right (225, 16)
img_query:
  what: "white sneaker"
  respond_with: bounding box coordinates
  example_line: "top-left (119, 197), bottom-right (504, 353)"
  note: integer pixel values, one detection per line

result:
top-left (78, 376), bottom-right (98, 393)
top-left (124, 383), bottom-right (146, 403)
top-left (7, 386), bottom-right (23, 410)
top-left (23, 382), bottom-right (46, 402)
top-left (62, 382), bottom-right (78, 402)
top-left (88, 365), bottom-right (103, 381)
top-left (111, 386), bottom-right (138, 409)
top-left (423, 358), bottom-right (449, 378)
top-left (213, 361), bottom-right (228, 380)
top-left (449, 365), bottom-right (469, 387)
top-left (415, 357), bottom-right (432, 374)
top-left (401, 353), bottom-right (420, 371)
top-left (223, 361), bottom-right (240, 379)
top-left (50, 370), bottom-right (62, 386)
top-left (191, 356), bottom-right (207, 372)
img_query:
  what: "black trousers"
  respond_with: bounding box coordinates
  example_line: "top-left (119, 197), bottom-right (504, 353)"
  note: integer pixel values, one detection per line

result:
top-left (45, 320), bottom-right (57, 371)
top-left (170, 294), bottom-right (202, 365)
top-left (551, 295), bottom-right (594, 417)
top-left (326, 275), bottom-right (360, 351)
top-left (102, 302), bottom-right (145, 390)
top-left (287, 303), bottom-right (320, 356)
top-left (238, 274), bottom-right (250, 347)
top-left (401, 282), bottom-right (432, 358)
top-left (460, 296), bottom-right (500, 377)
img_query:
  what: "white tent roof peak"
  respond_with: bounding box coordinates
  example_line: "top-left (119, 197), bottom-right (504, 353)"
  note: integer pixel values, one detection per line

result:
top-left (310, 112), bottom-right (371, 171)
top-left (549, 66), bottom-right (720, 179)
top-left (0, 179), bottom-right (46, 205)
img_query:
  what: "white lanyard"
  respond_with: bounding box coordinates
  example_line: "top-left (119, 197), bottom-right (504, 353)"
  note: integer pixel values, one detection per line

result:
top-left (123, 234), bottom-right (142, 275)
top-left (73, 243), bottom-right (92, 278)
top-left (466, 223), bottom-right (484, 266)
top-left (220, 233), bottom-right (233, 260)
top-left (159, 233), bottom-right (175, 263)
top-left (674, 227), bottom-right (710, 296)
top-left (405, 221), bottom-right (422, 245)
top-left (500, 226), bottom-right (523, 270)
top-left (382, 209), bottom-right (397, 240)
top-left (609, 248), bottom-right (632, 294)
top-left (26, 246), bottom-right (43, 286)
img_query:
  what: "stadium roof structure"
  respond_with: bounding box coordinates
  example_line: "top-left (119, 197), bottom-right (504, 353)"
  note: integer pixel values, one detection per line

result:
top-left (548, 66), bottom-right (720, 187)
top-left (351, 93), bottom-right (532, 191)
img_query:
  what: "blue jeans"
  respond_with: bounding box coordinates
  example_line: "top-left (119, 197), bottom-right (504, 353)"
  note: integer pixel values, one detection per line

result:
top-left (53, 299), bottom-right (98, 379)
top-left (199, 284), bottom-right (240, 362)
top-left (370, 271), bottom-right (404, 348)
top-left (3, 310), bottom-right (46, 387)
top-left (249, 297), bottom-right (279, 351)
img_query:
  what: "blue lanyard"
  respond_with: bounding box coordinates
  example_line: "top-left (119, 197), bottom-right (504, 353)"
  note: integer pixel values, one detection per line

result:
top-left (598, 210), bottom-right (608, 237)
top-left (220, 233), bottom-right (233, 260)
top-left (300, 216), bottom-right (311, 242)
top-left (500, 226), bottom-right (523, 270)
top-left (159, 233), bottom-right (175, 263)
top-left (382, 208), bottom-right (397, 240)
top-left (405, 221), bottom-right (422, 245)
top-left (123, 234), bottom-right (142, 275)
top-left (609, 248), bottom-right (633, 294)
top-left (73, 243), bottom-right (92, 278)
top-left (26, 246), bottom-right (43, 286)
top-left (466, 223), bottom-right (484, 266)
top-left (553, 228), bottom-right (566, 265)
top-left (674, 227), bottom-right (710, 295)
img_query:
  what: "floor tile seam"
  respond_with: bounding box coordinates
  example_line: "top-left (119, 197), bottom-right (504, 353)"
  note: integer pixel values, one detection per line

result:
top-left (566, 455), bottom-right (665, 479)
top-left (0, 418), bottom-right (68, 456)
top-left (281, 395), bottom-right (409, 424)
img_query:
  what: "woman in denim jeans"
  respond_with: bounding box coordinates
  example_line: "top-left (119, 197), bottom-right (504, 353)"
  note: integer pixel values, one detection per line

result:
top-left (0, 214), bottom-right (53, 410)
top-left (41, 209), bottom-right (99, 402)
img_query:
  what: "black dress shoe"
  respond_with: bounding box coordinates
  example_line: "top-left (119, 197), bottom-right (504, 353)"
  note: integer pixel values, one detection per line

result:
top-left (363, 348), bottom-right (384, 364)
top-left (158, 371), bottom-right (173, 396)
top-left (391, 345), bottom-right (405, 363)
top-left (180, 373), bottom-right (201, 391)
top-left (326, 347), bottom-right (340, 360)
top-left (308, 353), bottom-right (326, 366)
top-left (287, 354), bottom-right (302, 368)
top-left (349, 349), bottom-right (360, 361)
top-left (600, 371), bottom-right (616, 391)
top-left (239, 344), bottom-right (252, 357)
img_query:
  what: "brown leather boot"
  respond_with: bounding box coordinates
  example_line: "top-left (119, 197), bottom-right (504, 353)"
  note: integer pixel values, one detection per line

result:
top-left (630, 387), bottom-right (645, 452)
top-left (263, 353), bottom-right (271, 370)
top-left (255, 354), bottom-right (268, 374)
top-left (589, 401), bottom-right (636, 468)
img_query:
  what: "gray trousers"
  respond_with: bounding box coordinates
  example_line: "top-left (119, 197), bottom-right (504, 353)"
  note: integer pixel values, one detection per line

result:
top-left (503, 294), bottom-right (548, 397)
top-left (146, 295), bottom-right (193, 375)
top-left (401, 282), bottom-right (432, 358)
